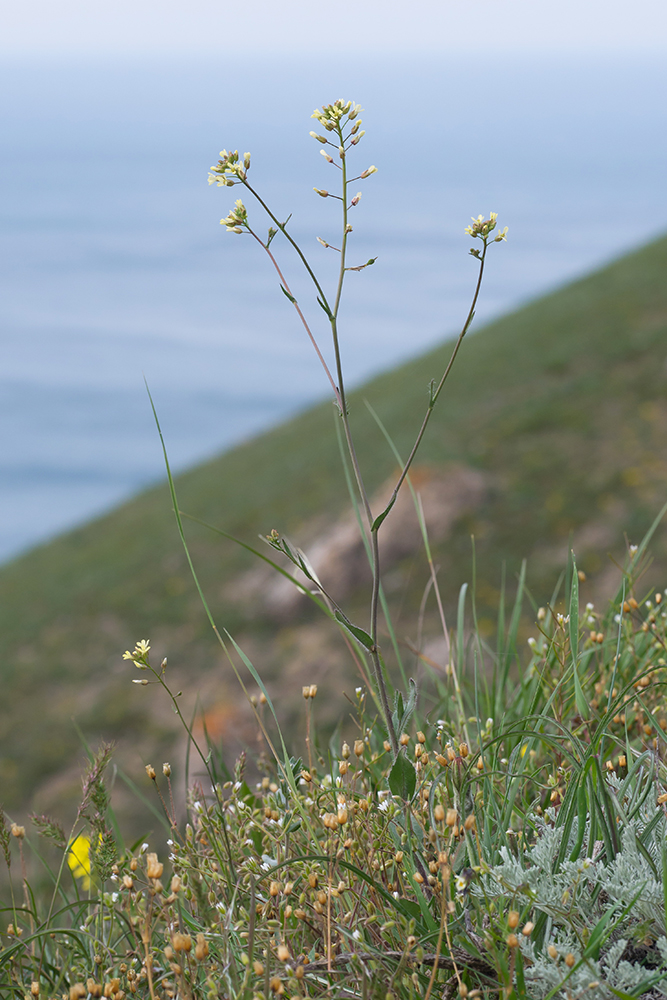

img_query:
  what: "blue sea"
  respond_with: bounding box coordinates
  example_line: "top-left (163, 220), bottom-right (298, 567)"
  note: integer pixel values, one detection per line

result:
top-left (1, 52), bottom-right (666, 563)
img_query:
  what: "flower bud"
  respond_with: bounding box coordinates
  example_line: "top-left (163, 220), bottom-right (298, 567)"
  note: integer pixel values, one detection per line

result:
top-left (354, 739), bottom-right (365, 757)
top-left (359, 165), bottom-right (377, 178)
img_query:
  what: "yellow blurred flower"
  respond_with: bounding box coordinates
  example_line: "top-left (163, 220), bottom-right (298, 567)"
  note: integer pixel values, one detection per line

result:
top-left (67, 833), bottom-right (93, 890)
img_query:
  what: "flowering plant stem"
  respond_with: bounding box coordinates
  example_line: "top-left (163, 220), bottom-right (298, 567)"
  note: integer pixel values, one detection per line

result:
top-left (209, 101), bottom-right (505, 764)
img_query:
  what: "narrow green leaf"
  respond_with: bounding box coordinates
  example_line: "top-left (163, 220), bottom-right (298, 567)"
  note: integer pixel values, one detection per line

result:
top-left (316, 296), bottom-right (332, 318)
top-left (333, 610), bottom-right (374, 650)
top-left (371, 495), bottom-right (395, 532)
top-left (388, 752), bottom-right (416, 801)
top-left (280, 284), bottom-right (296, 303)
top-left (569, 552), bottom-right (588, 718)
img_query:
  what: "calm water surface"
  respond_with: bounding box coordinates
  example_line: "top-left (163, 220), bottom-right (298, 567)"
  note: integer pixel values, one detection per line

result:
top-left (1, 53), bottom-right (666, 562)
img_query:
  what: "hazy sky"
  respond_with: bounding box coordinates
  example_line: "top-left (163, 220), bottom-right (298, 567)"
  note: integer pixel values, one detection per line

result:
top-left (3, 0), bottom-right (667, 55)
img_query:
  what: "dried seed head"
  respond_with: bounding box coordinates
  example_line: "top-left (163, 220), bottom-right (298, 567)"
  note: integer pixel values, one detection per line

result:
top-left (162, 763), bottom-right (171, 777)
top-left (146, 853), bottom-right (163, 879)
top-left (277, 943), bottom-right (289, 962)
top-left (506, 933), bottom-right (519, 949)
top-left (195, 933), bottom-right (209, 961)
top-left (434, 804), bottom-right (445, 822)
top-left (354, 739), bottom-right (365, 757)
top-left (10, 823), bottom-right (25, 839)
top-left (464, 813), bottom-right (476, 831)
top-left (145, 764), bottom-right (157, 781)
top-left (508, 910), bottom-right (520, 929)
top-left (309, 684), bottom-right (318, 699)
top-left (341, 742), bottom-right (351, 759)
top-left (522, 921), bottom-right (535, 936)
top-left (417, 731), bottom-right (426, 744)
top-left (548, 944), bottom-right (558, 959)
top-left (174, 932), bottom-right (192, 953)
top-left (446, 808), bottom-right (458, 827)
top-left (400, 733), bottom-right (410, 746)
top-left (565, 953), bottom-right (575, 968)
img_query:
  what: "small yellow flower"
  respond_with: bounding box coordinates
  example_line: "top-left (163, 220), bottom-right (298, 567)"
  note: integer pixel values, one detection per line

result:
top-left (68, 833), bottom-right (93, 890)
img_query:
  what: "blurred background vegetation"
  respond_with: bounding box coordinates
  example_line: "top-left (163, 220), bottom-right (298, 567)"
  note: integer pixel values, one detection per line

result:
top-left (1, 231), bottom-right (666, 839)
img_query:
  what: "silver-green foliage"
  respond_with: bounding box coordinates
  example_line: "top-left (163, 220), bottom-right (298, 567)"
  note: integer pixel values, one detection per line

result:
top-left (480, 767), bottom-right (667, 998)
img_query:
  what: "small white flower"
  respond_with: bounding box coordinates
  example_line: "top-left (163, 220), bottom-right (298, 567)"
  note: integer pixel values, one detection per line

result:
top-left (614, 614), bottom-right (622, 623)
top-left (352, 929), bottom-right (362, 941)
top-left (586, 602), bottom-right (594, 610)
top-left (140, 843), bottom-right (149, 854)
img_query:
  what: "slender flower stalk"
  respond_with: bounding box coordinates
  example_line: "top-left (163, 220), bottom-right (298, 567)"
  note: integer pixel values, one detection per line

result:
top-left (208, 104), bottom-right (506, 763)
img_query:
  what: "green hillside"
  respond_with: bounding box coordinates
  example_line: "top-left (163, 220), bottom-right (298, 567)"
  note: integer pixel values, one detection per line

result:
top-left (2, 233), bottom-right (667, 827)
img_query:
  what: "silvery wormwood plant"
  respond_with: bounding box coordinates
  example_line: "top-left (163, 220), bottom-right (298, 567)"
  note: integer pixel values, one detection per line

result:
top-left (208, 99), bottom-right (507, 788)
top-left (476, 758), bottom-right (667, 999)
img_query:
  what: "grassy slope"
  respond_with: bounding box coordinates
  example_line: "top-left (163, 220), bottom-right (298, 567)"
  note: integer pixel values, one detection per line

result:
top-left (2, 234), bottom-right (667, 817)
